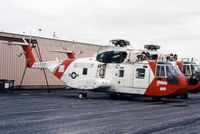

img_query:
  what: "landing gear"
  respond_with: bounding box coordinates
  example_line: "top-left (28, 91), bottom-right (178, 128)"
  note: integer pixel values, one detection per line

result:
top-left (152, 97), bottom-right (161, 101)
top-left (180, 93), bottom-right (189, 99)
top-left (110, 93), bottom-right (120, 99)
top-left (78, 93), bottom-right (87, 99)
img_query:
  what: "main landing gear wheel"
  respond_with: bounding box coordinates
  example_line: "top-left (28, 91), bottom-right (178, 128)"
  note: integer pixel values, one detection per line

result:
top-left (180, 93), bottom-right (189, 99)
top-left (152, 97), bottom-right (161, 101)
top-left (110, 93), bottom-right (120, 99)
top-left (78, 93), bottom-right (87, 99)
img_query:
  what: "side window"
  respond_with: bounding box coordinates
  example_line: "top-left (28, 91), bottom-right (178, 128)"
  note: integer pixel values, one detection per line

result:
top-left (82, 68), bottom-right (88, 75)
top-left (136, 68), bottom-right (145, 79)
top-left (156, 65), bottom-right (166, 77)
top-left (119, 70), bottom-right (124, 77)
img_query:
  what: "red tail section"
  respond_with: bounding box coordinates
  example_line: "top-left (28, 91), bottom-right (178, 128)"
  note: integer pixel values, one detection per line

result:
top-left (21, 46), bottom-right (36, 68)
top-left (0, 36), bottom-right (36, 68)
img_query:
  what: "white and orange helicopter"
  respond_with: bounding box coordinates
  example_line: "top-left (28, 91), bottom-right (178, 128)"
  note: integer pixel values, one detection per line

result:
top-left (0, 37), bottom-right (188, 101)
top-left (142, 45), bottom-right (200, 98)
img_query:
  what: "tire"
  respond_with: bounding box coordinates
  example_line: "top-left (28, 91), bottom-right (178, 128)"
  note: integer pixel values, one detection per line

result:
top-left (78, 93), bottom-right (87, 99)
top-left (180, 93), bottom-right (189, 99)
top-left (83, 93), bottom-right (87, 99)
top-left (78, 93), bottom-right (84, 99)
top-left (110, 93), bottom-right (119, 99)
top-left (152, 97), bottom-right (161, 101)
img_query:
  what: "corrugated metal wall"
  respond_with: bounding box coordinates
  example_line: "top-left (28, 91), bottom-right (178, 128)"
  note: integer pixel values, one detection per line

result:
top-left (0, 32), bottom-right (100, 86)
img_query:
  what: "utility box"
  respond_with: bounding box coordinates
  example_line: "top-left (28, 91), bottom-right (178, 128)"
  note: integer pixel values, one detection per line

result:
top-left (0, 79), bottom-right (14, 93)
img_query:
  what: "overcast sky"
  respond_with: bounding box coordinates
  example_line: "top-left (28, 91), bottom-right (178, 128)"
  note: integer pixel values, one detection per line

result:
top-left (1, 0), bottom-right (200, 59)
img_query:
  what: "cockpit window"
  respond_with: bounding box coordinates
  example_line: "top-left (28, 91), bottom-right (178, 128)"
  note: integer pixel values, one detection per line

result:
top-left (96, 51), bottom-right (127, 63)
top-left (183, 65), bottom-right (191, 76)
top-left (156, 65), bottom-right (166, 77)
top-left (156, 65), bottom-right (180, 78)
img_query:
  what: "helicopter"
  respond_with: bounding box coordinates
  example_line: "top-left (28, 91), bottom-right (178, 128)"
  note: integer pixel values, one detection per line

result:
top-left (0, 37), bottom-right (188, 101)
top-left (181, 59), bottom-right (200, 93)
top-left (142, 44), bottom-right (200, 98)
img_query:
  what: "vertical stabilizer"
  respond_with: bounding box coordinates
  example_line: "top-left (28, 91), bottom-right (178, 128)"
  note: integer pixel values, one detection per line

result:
top-left (21, 45), bottom-right (36, 68)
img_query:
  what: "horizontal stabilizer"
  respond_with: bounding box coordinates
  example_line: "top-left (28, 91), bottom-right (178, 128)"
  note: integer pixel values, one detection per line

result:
top-left (50, 50), bottom-right (75, 59)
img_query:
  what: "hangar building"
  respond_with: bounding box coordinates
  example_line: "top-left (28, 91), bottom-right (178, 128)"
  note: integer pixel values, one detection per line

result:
top-left (0, 32), bottom-right (100, 88)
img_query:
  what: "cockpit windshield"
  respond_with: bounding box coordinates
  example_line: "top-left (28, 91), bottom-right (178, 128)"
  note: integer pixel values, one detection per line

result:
top-left (166, 65), bottom-right (181, 76)
top-left (183, 63), bottom-right (200, 76)
top-left (156, 64), bottom-right (180, 85)
top-left (191, 64), bottom-right (200, 74)
top-left (156, 65), bottom-right (181, 78)
top-left (96, 51), bottom-right (127, 63)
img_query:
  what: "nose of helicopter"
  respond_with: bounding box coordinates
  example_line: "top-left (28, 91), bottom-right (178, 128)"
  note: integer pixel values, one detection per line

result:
top-left (182, 71), bottom-right (200, 93)
top-left (144, 76), bottom-right (188, 97)
top-left (172, 75), bottom-right (188, 96)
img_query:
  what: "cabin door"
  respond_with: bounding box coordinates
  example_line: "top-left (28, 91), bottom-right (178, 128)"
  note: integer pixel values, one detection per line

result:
top-left (133, 66), bottom-right (150, 89)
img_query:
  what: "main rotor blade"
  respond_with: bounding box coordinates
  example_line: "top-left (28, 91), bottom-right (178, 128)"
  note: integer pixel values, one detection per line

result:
top-left (0, 36), bottom-right (37, 44)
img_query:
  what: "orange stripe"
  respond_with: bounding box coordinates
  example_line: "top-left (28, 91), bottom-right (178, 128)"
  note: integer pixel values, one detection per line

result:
top-left (54, 59), bottom-right (74, 79)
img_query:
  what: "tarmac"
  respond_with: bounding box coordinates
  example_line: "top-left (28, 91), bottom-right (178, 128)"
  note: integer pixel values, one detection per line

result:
top-left (1, 90), bottom-right (200, 134)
